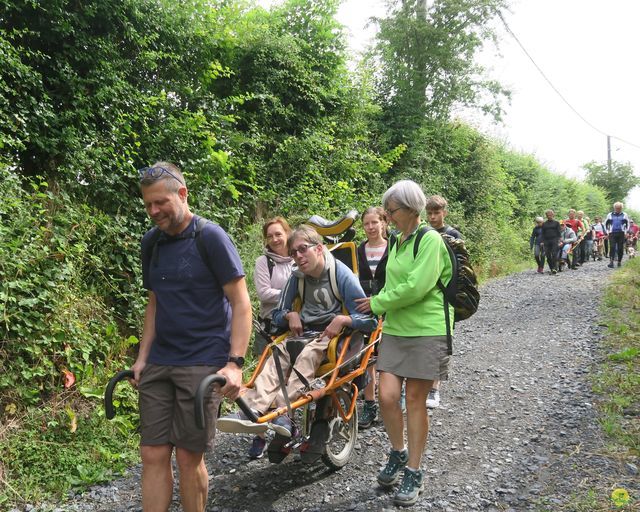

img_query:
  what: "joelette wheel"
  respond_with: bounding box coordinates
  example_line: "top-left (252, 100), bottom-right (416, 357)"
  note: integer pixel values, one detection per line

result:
top-left (322, 387), bottom-right (358, 470)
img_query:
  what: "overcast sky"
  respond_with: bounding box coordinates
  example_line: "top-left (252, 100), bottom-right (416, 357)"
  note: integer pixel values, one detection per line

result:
top-left (262, 0), bottom-right (640, 211)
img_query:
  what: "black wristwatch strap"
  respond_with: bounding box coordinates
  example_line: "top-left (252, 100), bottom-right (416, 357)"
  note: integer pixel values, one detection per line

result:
top-left (228, 356), bottom-right (244, 368)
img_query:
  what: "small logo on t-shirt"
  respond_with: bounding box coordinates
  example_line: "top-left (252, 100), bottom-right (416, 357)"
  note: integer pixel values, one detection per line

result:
top-left (313, 288), bottom-right (333, 310)
top-left (178, 257), bottom-right (193, 279)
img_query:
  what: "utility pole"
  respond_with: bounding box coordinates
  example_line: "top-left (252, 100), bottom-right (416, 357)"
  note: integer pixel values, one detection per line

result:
top-left (607, 135), bottom-right (612, 172)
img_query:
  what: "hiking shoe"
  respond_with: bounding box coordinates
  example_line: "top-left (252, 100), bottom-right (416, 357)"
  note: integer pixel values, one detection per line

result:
top-left (551, 269), bottom-right (557, 275)
top-left (617, 261), bottom-right (622, 267)
top-left (266, 417), bottom-right (298, 463)
top-left (377, 448), bottom-right (409, 488)
top-left (393, 468), bottom-right (424, 506)
top-left (537, 266), bottom-right (543, 273)
top-left (266, 433), bottom-right (292, 463)
top-left (270, 414), bottom-right (295, 437)
top-left (426, 389), bottom-right (440, 409)
top-left (248, 436), bottom-right (266, 459)
top-left (358, 401), bottom-right (378, 429)
top-left (300, 419), bottom-right (330, 464)
top-left (608, 262), bottom-right (614, 268)
top-left (217, 410), bottom-right (267, 434)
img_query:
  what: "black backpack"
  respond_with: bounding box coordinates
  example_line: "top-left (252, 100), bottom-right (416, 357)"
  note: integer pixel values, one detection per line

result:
top-left (389, 226), bottom-right (480, 354)
top-left (141, 216), bottom-right (215, 283)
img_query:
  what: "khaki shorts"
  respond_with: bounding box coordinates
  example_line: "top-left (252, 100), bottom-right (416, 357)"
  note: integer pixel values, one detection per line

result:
top-left (139, 364), bottom-right (222, 453)
top-left (377, 334), bottom-right (450, 381)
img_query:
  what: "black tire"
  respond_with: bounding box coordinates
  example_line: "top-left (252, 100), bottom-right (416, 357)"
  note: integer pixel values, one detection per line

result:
top-left (322, 387), bottom-right (358, 470)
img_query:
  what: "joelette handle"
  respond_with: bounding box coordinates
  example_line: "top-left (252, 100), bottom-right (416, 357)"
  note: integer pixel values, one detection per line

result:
top-left (104, 370), bottom-right (134, 420)
top-left (194, 373), bottom-right (259, 430)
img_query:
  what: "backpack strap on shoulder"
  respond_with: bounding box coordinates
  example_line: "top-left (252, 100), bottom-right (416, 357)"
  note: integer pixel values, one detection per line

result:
top-left (194, 216), bottom-right (215, 277)
top-left (389, 225), bottom-right (430, 257)
top-left (147, 228), bottom-right (163, 267)
top-left (297, 274), bottom-right (305, 307)
top-left (388, 233), bottom-right (398, 254)
top-left (437, 280), bottom-right (454, 356)
top-left (412, 226), bottom-right (430, 258)
top-left (326, 252), bottom-right (342, 303)
top-left (266, 255), bottom-right (275, 278)
top-left (143, 216), bottom-right (216, 281)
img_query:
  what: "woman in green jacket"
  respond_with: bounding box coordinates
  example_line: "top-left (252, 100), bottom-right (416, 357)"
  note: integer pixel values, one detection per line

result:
top-left (356, 179), bottom-right (453, 507)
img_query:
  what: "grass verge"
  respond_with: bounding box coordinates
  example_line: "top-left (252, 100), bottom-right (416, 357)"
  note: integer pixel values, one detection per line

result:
top-left (0, 392), bottom-right (139, 508)
top-left (560, 257), bottom-right (640, 511)
top-left (595, 257), bottom-right (640, 455)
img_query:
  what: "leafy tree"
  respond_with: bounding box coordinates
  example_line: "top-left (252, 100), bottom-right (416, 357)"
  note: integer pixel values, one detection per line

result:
top-left (583, 160), bottom-right (640, 206)
top-left (371, 0), bottom-right (510, 145)
top-left (210, 0), bottom-right (390, 220)
top-left (0, 0), bottom-right (238, 213)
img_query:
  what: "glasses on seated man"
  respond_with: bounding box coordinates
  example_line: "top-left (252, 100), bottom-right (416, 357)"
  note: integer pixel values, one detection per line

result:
top-left (289, 243), bottom-right (319, 258)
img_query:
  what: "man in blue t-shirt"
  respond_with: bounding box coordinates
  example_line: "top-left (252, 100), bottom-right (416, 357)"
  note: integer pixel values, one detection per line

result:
top-left (132, 162), bottom-right (252, 512)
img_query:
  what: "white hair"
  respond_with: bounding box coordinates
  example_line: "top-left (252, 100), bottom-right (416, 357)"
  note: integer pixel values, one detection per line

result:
top-left (382, 180), bottom-right (426, 216)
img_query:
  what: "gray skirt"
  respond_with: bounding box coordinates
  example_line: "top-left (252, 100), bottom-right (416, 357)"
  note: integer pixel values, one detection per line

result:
top-left (377, 333), bottom-right (450, 381)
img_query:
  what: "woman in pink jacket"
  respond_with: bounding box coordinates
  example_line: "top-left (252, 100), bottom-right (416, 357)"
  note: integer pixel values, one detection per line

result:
top-left (249, 216), bottom-right (294, 458)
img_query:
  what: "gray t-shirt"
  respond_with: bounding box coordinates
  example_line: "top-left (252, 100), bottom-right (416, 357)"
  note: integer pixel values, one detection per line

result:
top-left (297, 258), bottom-right (341, 327)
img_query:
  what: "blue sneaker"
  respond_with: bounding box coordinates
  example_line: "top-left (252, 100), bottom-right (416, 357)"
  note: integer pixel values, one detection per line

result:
top-left (270, 414), bottom-right (295, 437)
top-left (248, 436), bottom-right (266, 459)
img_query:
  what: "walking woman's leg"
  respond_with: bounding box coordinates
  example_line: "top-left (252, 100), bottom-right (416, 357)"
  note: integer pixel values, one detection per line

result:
top-left (404, 378), bottom-right (432, 469)
top-left (378, 371), bottom-right (404, 450)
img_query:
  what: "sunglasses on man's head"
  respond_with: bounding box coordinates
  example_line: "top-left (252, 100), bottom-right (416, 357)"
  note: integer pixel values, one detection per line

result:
top-left (138, 166), bottom-right (184, 185)
top-left (289, 243), bottom-right (318, 258)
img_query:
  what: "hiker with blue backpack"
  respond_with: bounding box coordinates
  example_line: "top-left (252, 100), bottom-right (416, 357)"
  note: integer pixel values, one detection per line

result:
top-left (355, 180), bottom-right (454, 507)
top-left (133, 162), bottom-right (252, 512)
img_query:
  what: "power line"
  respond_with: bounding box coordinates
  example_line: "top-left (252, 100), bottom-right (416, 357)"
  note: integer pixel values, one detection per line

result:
top-left (497, 11), bottom-right (640, 153)
top-left (611, 135), bottom-right (640, 152)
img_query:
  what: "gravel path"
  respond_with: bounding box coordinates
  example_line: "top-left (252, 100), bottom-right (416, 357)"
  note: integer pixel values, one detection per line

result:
top-left (32, 260), bottom-right (640, 511)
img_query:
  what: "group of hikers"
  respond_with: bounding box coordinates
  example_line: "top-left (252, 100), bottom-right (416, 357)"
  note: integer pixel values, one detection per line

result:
top-left (130, 161), bottom-right (466, 510)
top-left (120, 161), bottom-right (640, 511)
top-left (529, 203), bottom-right (637, 274)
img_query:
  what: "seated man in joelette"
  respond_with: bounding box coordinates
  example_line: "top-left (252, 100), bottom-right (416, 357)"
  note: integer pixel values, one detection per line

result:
top-left (217, 225), bottom-right (376, 458)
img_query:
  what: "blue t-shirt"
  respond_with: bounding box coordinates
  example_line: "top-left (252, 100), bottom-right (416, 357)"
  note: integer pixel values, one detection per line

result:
top-left (141, 216), bottom-right (245, 367)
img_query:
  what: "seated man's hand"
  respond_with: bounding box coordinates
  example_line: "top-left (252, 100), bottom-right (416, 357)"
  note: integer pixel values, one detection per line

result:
top-left (322, 315), bottom-right (350, 341)
top-left (285, 311), bottom-right (303, 336)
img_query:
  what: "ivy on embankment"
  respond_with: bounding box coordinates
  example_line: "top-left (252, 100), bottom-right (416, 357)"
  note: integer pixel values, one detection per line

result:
top-left (0, 168), bottom-right (142, 505)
